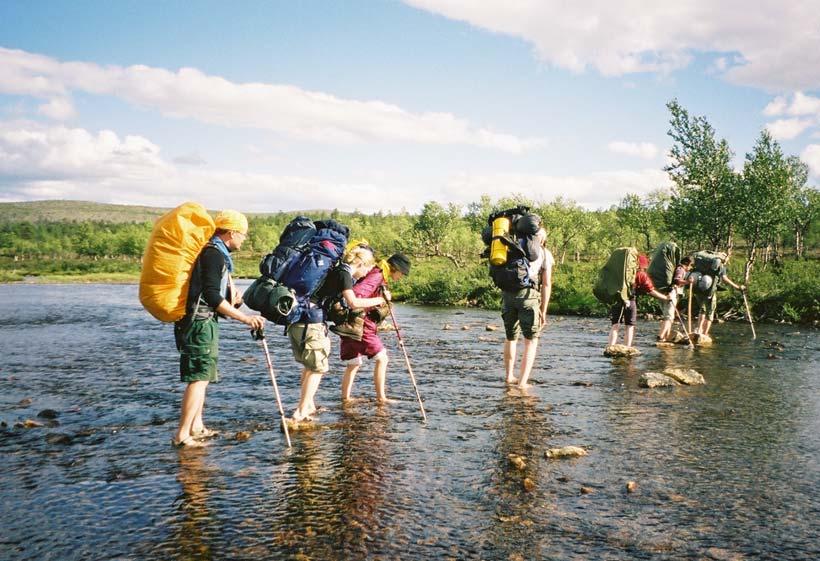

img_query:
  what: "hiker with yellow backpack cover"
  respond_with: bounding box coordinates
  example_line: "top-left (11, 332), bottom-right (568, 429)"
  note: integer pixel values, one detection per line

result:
top-left (140, 204), bottom-right (265, 449)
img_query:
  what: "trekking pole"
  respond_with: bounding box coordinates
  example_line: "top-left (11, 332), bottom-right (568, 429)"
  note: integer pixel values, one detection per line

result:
top-left (741, 289), bottom-right (757, 340)
top-left (674, 307), bottom-right (695, 349)
top-left (252, 328), bottom-right (291, 448)
top-left (687, 287), bottom-right (693, 334)
top-left (385, 299), bottom-right (427, 423)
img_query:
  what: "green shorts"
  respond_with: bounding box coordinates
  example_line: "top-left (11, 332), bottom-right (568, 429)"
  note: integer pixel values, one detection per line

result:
top-left (501, 287), bottom-right (542, 340)
top-left (288, 323), bottom-right (331, 373)
top-left (175, 317), bottom-right (219, 383)
top-left (694, 292), bottom-right (718, 321)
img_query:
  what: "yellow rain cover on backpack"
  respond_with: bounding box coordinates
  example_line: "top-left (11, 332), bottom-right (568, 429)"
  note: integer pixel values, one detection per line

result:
top-left (139, 202), bottom-right (215, 322)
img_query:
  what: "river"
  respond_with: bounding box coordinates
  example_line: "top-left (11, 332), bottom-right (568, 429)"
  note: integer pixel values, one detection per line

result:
top-left (0, 283), bottom-right (818, 560)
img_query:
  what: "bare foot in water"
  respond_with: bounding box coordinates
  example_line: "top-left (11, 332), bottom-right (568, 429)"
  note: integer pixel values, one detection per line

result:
top-left (376, 397), bottom-right (399, 405)
top-left (505, 376), bottom-right (519, 385)
top-left (342, 397), bottom-right (363, 406)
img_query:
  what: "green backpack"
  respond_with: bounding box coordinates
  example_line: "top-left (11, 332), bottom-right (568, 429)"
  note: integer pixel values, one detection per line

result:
top-left (593, 247), bottom-right (638, 305)
top-left (648, 241), bottom-right (681, 292)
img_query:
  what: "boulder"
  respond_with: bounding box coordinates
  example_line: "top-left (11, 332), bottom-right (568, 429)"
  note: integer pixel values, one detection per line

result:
top-left (663, 367), bottom-right (705, 385)
top-left (604, 344), bottom-right (641, 357)
top-left (639, 372), bottom-right (680, 388)
top-left (546, 446), bottom-right (588, 459)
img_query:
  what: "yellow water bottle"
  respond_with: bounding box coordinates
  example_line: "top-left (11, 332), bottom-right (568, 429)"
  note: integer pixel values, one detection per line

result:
top-left (489, 216), bottom-right (510, 266)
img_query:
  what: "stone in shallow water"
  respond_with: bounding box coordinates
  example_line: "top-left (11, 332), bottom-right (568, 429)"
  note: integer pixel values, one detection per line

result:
top-left (485, 324), bottom-right (498, 331)
top-left (16, 419), bottom-right (44, 428)
top-left (626, 481), bottom-right (638, 493)
top-left (663, 367), bottom-right (705, 385)
top-left (235, 431), bottom-right (252, 441)
top-left (522, 478), bottom-right (535, 491)
top-left (604, 344), bottom-right (641, 357)
top-left (546, 446), bottom-right (588, 459)
top-left (639, 372), bottom-right (680, 388)
top-left (693, 333), bottom-right (713, 346)
top-left (507, 454), bottom-right (526, 470)
top-left (45, 433), bottom-right (73, 445)
top-left (37, 409), bottom-right (59, 419)
top-left (281, 419), bottom-right (322, 432)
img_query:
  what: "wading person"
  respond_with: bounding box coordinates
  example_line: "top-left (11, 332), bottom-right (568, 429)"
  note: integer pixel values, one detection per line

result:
top-left (339, 252), bottom-right (411, 404)
top-left (503, 227), bottom-right (554, 389)
top-left (607, 254), bottom-right (669, 349)
top-left (173, 210), bottom-right (265, 448)
top-left (692, 255), bottom-right (745, 339)
top-left (658, 256), bottom-right (693, 342)
top-left (289, 246), bottom-right (389, 422)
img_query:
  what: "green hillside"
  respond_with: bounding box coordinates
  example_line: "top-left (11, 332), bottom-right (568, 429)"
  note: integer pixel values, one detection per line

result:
top-left (0, 200), bottom-right (169, 223)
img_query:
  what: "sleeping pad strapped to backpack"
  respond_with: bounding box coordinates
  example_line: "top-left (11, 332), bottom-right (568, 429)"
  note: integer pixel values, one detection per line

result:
top-left (481, 206), bottom-right (542, 292)
top-left (593, 247), bottom-right (638, 306)
top-left (648, 241), bottom-right (681, 292)
top-left (244, 217), bottom-right (349, 324)
top-left (139, 202), bottom-right (216, 322)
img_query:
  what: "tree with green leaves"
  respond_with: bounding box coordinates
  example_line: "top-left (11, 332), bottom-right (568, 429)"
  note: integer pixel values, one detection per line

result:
top-left (665, 99), bottom-right (739, 253)
top-left (615, 189), bottom-right (669, 251)
top-left (412, 201), bottom-right (465, 267)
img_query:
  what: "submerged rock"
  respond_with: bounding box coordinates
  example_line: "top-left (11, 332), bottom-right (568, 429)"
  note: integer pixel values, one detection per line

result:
top-left (235, 431), bottom-right (252, 441)
top-left (37, 409), bottom-right (59, 419)
top-left (443, 324), bottom-right (452, 330)
top-left (522, 477), bottom-right (535, 491)
top-left (45, 433), bottom-right (73, 445)
top-left (461, 325), bottom-right (470, 330)
top-left (282, 419), bottom-right (322, 432)
top-left (546, 446), bottom-right (588, 459)
top-left (663, 367), bottom-right (705, 385)
top-left (16, 398), bottom-right (33, 407)
top-left (604, 344), bottom-right (641, 357)
top-left (580, 486), bottom-right (594, 495)
top-left (626, 481), bottom-right (638, 493)
top-left (507, 454), bottom-right (527, 470)
top-left (639, 372), bottom-right (680, 388)
top-left (485, 325), bottom-right (498, 331)
top-left (693, 333), bottom-right (713, 346)
top-left (17, 419), bottom-right (44, 428)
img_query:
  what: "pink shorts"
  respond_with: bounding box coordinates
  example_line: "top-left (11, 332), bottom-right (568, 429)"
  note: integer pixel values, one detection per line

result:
top-left (339, 318), bottom-right (384, 360)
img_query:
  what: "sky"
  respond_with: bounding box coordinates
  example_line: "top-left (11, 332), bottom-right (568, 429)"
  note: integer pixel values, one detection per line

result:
top-left (1, 0), bottom-right (819, 213)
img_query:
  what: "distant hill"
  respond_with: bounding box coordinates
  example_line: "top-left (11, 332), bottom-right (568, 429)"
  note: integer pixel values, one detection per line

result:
top-left (0, 200), bottom-right (338, 223)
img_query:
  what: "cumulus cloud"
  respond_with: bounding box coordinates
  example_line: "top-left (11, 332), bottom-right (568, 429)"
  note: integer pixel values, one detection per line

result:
top-left (763, 92), bottom-right (820, 140)
top-left (765, 118), bottom-right (814, 140)
top-left (403, 0), bottom-right (820, 91)
top-left (801, 144), bottom-right (820, 177)
top-left (607, 141), bottom-right (659, 159)
top-left (0, 47), bottom-right (541, 153)
top-left (0, 121), bottom-right (667, 211)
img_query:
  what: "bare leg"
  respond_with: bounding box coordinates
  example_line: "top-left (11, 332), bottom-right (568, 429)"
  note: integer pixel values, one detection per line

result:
top-left (607, 324), bottom-right (620, 346)
top-left (341, 363), bottom-right (361, 402)
top-left (659, 319), bottom-right (672, 341)
top-left (504, 339), bottom-right (518, 384)
top-left (702, 319), bottom-right (713, 336)
top-left (624, 325), bottom-right (636, 347)
top-left (294, 369), bottom-right (322, 421)
top-left (174, 381), bottom-right (209, 446)
top-left (517, 337), bottom-right (539, 388)
top-left (373, 353), bottom-right (393, 403)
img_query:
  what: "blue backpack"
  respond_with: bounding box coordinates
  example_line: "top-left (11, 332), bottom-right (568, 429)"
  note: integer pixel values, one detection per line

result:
top-left (259, 216), bottom-right (316, 281)
top-left (280, 220), bottom-right (348, 297)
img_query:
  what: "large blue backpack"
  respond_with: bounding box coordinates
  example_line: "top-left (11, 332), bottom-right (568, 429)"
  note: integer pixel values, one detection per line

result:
top-left (259, 216), bottom-right (316, 281)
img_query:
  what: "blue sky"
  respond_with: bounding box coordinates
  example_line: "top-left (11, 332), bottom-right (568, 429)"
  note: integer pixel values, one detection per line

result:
top-left (1, 0), bottom-right (818, 212)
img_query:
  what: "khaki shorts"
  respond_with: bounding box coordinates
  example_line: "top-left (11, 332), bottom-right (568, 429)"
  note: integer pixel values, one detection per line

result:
top-left (661, 290), bottom-right (679, 321)
top-left (501, 287), bottom-right (542, 340)
top-left (287, 323), bottom-right (331, 373)
top-left (694, 292), bottom-right (718, 321)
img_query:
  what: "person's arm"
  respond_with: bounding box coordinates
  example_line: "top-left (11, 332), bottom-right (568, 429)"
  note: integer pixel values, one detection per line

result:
top-left (649, 288), bottom-right (670, 301)
top-left (200, 248), bottom-right (264, 329)
top-left (216, 300), bottom-right (265, 329)
top-left (721, 274), bottom-right (745, 291)
top-left (539, 259), bottom-right (552, 323)
top-left (341, 288), bottom-right (387, 310)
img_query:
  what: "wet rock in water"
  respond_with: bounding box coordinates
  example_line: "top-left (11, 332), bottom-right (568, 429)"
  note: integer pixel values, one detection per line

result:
top-left (507, 454), bottom-right (527, 470)
top-left (572, 381), bottom-right (592, 387)
top-left (17, 398), bottom-right (33, 407)
top-left (16, 419), bottom-right (44, 428)
top-left (0, 420), bottom-right (7, 428)
top-left (672, 331), bottom-right (692, 344)
top-left (485, 325), bottom-right (498, 331)
top-left (580, 486), bottom-right (594, 495)
top-left (235, 431), bottom-right (252, 441)
top-left (546, 446), bottom-right (588, 459)
top-left (626, 481), bottom-right (638, 493)
top-left (694, 333), bottom-right (713, 346)
top-left (478, 336), bottom-right (494, 342)
top-left (639, 372), bottom-right (680, 388)
top-left (603, 344), bottom-right (641, 357)
top-left (766, 353), bottom-right (780, 360)
top-left (282, 419), bottom-right (322, 432)
top-left (45, 433), bottom-right (73, 445)
top-left (37, 409), bottom-right (59, 419)
top-left (556, 475), bottom-right (570, 483)
top-left (663, 367), bottom-right (705, 385)
top-left (461, 325), bottom-right (470, 330)
top-left (377, 322), bottom-right (395, 331)
top-left (443, 324), bottom-right (452, 330)
top-left (509, 553), bottom-right (525, 561)
top-left (655, 341), bottom-right (676, 348)
top-left (522, 477), bottom-right (535, 491)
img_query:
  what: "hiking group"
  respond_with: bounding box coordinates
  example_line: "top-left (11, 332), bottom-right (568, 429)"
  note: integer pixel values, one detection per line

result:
top-left (595, 242), bottom-right (746, 356)
top-left (139, 202), bottom-right (749, 449)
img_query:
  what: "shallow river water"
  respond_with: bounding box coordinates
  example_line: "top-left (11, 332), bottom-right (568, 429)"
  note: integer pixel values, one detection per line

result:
top-left (0, 283), bottom-right (818, 561)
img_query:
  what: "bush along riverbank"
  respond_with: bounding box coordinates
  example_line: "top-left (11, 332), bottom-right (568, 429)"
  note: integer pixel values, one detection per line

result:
top-left (3, 255), bottom-right (818, 325)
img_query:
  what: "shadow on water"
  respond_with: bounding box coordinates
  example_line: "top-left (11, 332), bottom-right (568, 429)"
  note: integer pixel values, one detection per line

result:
top-left (0, 284), bottom-right (818, 560)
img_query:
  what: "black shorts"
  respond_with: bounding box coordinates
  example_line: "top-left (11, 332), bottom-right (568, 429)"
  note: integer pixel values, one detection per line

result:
top-left (610, 300), bottom-right (637, 326)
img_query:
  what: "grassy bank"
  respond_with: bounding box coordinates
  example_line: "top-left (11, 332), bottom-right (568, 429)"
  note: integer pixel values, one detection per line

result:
top-left (4, 256), bottom-right (818, 324)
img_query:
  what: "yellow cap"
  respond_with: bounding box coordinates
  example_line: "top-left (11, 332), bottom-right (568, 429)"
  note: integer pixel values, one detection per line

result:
top-left (214, 209), bottom-right (248, 234)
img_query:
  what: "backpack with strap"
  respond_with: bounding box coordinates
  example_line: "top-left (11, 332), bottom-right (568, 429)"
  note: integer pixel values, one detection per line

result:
top-left (593, 247), bottom-right (638, 305)
top-left (280, 219), bottom-right (349, 297)
top-left (259, 216), bottom-right (316, 281)
top-left (139, 202), bottom-right (215, 322)
top-left (242, 276), bottom-right (297, 325)
top-left (691, 250), bottom-right (726, 296)
top-left (482, 206), bottom-right (542, 292)
top-left (648, 241), bottom-right (681, 292)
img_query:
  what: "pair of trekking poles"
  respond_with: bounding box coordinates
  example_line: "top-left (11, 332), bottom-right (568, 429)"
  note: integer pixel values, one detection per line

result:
top-left (675, 287), bottom-right (756, 348)
top-left (251, 299), bottom-right (427, 449)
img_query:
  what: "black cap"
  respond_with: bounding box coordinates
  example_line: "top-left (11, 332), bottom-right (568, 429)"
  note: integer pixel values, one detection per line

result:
top-left (387, 253), bottom-right (411, 276)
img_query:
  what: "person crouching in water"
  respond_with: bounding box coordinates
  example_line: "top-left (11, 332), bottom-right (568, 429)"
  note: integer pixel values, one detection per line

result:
top-left (503, 227), bottom-right (554, 389)
top-left (658, 256), bottom-right (693, 342)
top-left (338, 252), bottom-right (411, 404)
top-left (607, 254), bottom-right (670, 348)
top-left (288, 246), bottom-right (390, 422)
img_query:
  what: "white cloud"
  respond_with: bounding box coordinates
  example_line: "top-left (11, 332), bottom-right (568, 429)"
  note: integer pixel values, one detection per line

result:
top-left (37, 97), bottom-right (75, 120)
top-left (0, 47), bottom-right (541, 153)
top-left (801, 144), bottom-right (820, 177)
top-left (403, 0), bottom-right (820, 90)
top-left (0, 121), bottom-right (667, 211)
top-left (765, 118), bottom-right (814, 140)
top-left (607, 141), bottom-right (659, 159)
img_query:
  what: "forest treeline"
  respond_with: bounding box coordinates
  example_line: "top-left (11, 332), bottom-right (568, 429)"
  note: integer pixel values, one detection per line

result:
top-left (1, 101), bottom-right (818, 323)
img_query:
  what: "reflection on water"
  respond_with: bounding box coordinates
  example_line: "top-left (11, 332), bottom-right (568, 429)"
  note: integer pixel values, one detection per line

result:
top-left (0, 284), bottom-right (818, 560)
